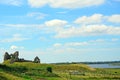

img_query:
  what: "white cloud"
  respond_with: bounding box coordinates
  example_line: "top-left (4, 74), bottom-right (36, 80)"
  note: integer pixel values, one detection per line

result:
top-left (0, 24), bottom-right (45, 39)
top-left (75, 14), bottom-right (120, 25)
top-left (1, 14), bottom-right (120, 40)
top-left (74, 14), bottom-right (103, 24)
top-left (55, 25), bottom-right (120, 38)
top-left (2, 24), bottom-right (43, 28)
top-left (53, 43), bottom-right (62, 47)
top-left (0, 0), bottom-right (23, 6)
top-left (28, 0), bottom-right (49, 8)
top-left (45, 19), bottom-right (68, 27)
top-left (52, 38), bottom-right (118, 49)
top-left (89, 39), bottom-right (105, 42)
top-left (44, 19), bottom-right (68, 33)
top-left (53, 39), bottom-right (105, 48)
top-left (111, 38), bottom-right (119, 41)
top-left (65, 42), bottom-right (88, 47)
top-left (2, 24), bottom-right (28, 28)
top-left (28, 0), bottom-right (105, 9)
top-left (0, 34), bottom-right (28, 42)
top-left (10, 45), bottom-right (18, 49)
top-left (57, 11), bottom-right (68, 14)
top-left (27, 12), bottom-right (47, 19)
top-left (107, 14), bottom-right (120, 23)
top-left (10, 45), bottom-right (24, 50)
top-left (52, 42), bottom-right (90, 54)
top-left (53, 42), bottom-right (88, 48)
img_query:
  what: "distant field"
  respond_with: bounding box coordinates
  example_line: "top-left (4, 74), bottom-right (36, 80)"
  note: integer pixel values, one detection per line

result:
top-left (0, 61), bottom-right (120, 80)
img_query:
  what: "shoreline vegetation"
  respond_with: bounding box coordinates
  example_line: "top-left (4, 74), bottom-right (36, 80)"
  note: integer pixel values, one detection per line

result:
top-left (0, 60), bottom-right (120, 80)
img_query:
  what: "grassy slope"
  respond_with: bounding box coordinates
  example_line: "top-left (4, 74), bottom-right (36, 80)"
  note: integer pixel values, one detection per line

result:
top-left (0, 72), bottom-right (24, 80)
top-left (0, 61), bottom-right (120, 80)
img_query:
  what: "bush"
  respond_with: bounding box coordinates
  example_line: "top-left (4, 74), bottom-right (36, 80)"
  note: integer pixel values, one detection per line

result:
top-left (46, 67), bottom-right (52, 73)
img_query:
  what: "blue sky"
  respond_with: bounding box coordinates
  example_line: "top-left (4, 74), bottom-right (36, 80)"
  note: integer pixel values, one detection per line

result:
top-left (0, 0), bottom-right (120, 63)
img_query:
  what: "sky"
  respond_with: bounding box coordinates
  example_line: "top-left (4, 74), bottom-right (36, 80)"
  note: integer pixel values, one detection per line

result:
top-left (0, 0), bottom-right (120, 63)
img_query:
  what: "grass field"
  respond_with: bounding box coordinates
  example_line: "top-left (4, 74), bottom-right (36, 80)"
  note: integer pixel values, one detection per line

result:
top-left (0, 61), bottom-right (120, 80)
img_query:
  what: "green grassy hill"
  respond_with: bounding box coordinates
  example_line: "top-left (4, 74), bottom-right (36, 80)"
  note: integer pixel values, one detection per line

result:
top-left (0, 60), bottom-right (120, 80)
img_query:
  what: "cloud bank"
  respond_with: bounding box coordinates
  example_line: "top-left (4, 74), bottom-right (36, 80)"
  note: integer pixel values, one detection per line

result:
top-left (28, 0), bottom-right (105, 9)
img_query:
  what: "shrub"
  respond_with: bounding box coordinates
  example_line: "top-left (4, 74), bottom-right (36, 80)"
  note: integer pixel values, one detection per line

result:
top-left (46, 67), bottom-right (52, 73)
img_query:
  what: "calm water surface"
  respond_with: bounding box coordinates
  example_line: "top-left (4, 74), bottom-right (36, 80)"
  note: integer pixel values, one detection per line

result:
top-left (87, 64), bottom-right (120, 68)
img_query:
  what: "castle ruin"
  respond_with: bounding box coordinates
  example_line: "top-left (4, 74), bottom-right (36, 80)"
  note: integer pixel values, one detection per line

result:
top-left (3, 51), bottom-right (40, 64)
